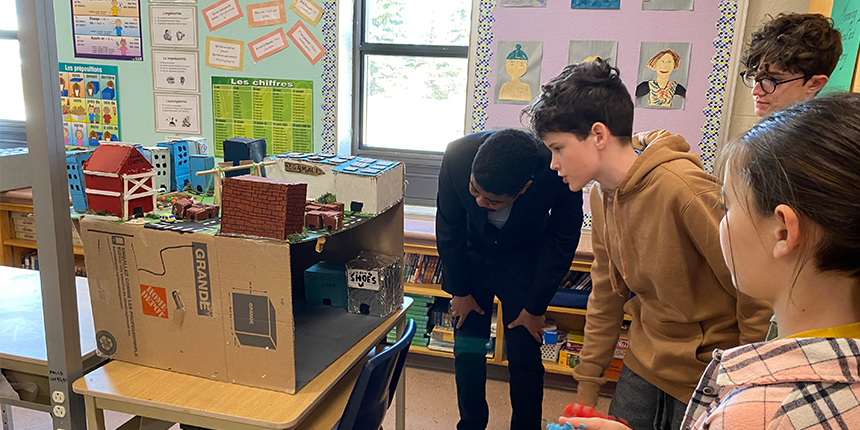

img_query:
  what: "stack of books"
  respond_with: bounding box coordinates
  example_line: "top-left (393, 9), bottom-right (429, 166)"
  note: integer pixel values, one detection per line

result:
top-left (402, 253), bottom-right (443, 284)
top-left (11, 211), bottom-right (84, 248)
top-left (386, 293), bottom-right (434, 347)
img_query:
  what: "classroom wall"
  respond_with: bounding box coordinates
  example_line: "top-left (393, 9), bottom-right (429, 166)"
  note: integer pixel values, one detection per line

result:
top-left (726, 0), bottom-right (810, 141)
top-left (53, 0), bottom-right (331, 153)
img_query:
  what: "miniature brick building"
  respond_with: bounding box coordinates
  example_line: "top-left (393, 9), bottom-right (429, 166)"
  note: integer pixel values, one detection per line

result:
top-left (321, 211), bottom-right (343, 231)
top-left (220, 175), bottom-right (308, 240)
top-left (172, 199), bottom-right (193, 219)
top-left (305, 211), bottom-right (324, 230)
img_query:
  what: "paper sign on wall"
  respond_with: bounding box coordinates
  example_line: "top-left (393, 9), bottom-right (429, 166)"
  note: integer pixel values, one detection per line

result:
top-left (249, 28), bottom-right (289, 62)
top-left (60, 62), bottom-right (122, 147)
top-left (71, 0), bottom-right (143, 61)
top-left (205, 36), bottom-right (245, 71)
top-left (287, 21), bottom-right (325, 65)
top-left (152, 50), bottom-right (200, 92)
top-left (149, 5), bottom-right (198, 48)
top-left (290, 0), bottom-right (323, 26)
top-left (202, 0), bottom-right (245, 32)
top-left (154, 93), bottom-right (202, 134)
top-left (247, 1), bottom-right (287, 27)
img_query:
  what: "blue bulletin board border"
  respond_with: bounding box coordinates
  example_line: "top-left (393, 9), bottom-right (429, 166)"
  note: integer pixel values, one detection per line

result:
top-left (321, 0), bottom-right (337, 154)
top-left (470, 0), bottom-right (496, 133)
top-left (699, 0), bottom-right (738, 174)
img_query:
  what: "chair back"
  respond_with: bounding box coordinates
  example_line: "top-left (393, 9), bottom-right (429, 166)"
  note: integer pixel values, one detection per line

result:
top-left (336, 319), bottom-right (416, 430)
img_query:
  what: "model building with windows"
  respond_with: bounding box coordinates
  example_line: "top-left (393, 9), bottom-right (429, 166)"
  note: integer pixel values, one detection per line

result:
top-left (266, 153), bottom-right (404, 215)
top-left (82, 142), bottom-right (156, 220)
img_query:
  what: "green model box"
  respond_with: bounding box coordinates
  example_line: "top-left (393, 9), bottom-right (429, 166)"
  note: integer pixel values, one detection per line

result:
top-left (304, 262), bottom-right (348, 309)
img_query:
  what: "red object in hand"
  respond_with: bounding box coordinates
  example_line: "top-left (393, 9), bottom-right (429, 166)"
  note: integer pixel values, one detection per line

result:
top-left (562, 403), bottom-right (629, 427)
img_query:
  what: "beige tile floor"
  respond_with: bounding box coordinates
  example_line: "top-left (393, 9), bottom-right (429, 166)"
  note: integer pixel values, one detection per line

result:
top-left (6, 360), bottom-right (612, 430)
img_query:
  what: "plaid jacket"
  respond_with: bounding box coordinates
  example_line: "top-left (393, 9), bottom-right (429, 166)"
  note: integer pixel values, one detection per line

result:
top-left (681, 338), bottom-right (860, 430)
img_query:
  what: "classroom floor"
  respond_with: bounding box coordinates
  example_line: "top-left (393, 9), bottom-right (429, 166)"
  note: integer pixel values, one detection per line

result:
top-left (7, 360), bottom-right (612, 430)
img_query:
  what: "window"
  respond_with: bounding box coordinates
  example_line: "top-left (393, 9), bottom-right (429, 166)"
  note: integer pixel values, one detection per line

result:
top-left (352, 0), bottom-right (474, 205)
top-left (0, 0), bottom-right (25, 146)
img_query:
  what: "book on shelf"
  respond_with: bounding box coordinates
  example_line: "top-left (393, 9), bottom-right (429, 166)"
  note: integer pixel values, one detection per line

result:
top-left (402, 253), bottom-right (443, 285)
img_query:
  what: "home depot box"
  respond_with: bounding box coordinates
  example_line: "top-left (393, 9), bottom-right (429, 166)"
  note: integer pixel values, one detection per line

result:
top-left (79, 217), bottom-right (298, 392)
top-left (80, 201), bottom-right (406, 393)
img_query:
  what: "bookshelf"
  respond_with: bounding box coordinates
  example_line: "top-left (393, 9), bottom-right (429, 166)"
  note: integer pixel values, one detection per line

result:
top-left (403, 238), bottom-right (629, 380)
top-left (1, 203), bottom-right (85, 268)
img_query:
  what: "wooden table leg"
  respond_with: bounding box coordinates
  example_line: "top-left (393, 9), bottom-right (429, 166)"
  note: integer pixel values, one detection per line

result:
top-left (395, 317), bottom-right (406, 430)
top-left (84, 396), bottom-right (106, 430)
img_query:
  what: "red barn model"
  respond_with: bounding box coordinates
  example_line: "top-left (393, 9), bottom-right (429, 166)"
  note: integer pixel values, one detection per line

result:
top-left (220, 175), bottom-right (308, 240)
top-left (82, 142), bottom-right (156, 220)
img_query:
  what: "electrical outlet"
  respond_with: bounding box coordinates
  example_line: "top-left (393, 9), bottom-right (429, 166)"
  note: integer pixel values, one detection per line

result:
top-left (52, 405), bottom-right (66, 418)
top-left (52, 391), bottom-right (65, 403)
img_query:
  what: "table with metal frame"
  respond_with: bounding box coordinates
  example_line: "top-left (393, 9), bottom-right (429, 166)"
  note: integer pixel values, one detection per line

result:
top-left (0, 266), bottom-right (102, 427)
top-left (72, 298), bottom-right (413, 430)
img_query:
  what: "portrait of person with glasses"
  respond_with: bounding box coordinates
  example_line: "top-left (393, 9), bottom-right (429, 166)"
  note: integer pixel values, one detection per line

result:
top-left (740, 13), bottom-right (842, 117)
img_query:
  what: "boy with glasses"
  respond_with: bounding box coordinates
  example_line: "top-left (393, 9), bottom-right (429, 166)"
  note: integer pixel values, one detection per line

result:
top-left (740, 13), bottom-right (842, 117)
top-left (738, 13), bottom-right (842, 340)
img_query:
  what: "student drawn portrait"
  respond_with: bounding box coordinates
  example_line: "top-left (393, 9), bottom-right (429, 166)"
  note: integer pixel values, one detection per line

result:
top-left (569, 40), bottom-right (618, 66)
top-left (500, 0), bottom-right (547, 7)
top-left (635, 42), bottom-right (691, 109)
top-left (495, 41), bottom-right (543, 105)
top-left (642, 0), bottom-right (694, 11)
top-left (571, 0), bottom-right (620, 9)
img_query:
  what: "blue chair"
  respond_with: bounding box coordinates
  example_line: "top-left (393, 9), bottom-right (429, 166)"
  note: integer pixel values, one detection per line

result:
top-left (336, 319), bottom-right (416, 430)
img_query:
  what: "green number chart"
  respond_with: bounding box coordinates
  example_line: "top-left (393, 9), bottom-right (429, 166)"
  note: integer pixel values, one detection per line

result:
top-left (212, 77), bottom-right (314, 157)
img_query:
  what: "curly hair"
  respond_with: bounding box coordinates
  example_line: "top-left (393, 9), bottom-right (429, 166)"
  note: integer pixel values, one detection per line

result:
top-left (521, 58), bottom-right (633, 141)
top-left (742, 13), bottom-right (842, 79)
top-left (647, 49), bottom-right (680, 70)
top-left (471, 129), bottom-right (539, 197)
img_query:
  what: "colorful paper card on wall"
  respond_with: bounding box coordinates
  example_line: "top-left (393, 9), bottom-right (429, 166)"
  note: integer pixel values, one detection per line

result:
top-left (287, 21), bottom-right (325, 65)
top-left (70, 0), bottom-right (143, 61)
top-left (154, 93), bottom-right (202, 135)
top-left (205, 36), bottom-right (245, 71)
top-left (202, 0), bottom-right (245, 32)
top-left (500, 0), bottom-right (546, 6)
top-left (211, 77), bottom-right (314, 156)
top-left (571, 0), bottom-right (620, 9)
top-left (822, 0), bottom-right (860, 94)
top-left (247, 0), bottom-right (288, 27)
top-left (249, 28), bottom-right (289, 62)
top-left (635, 42), bottom-right (691, 110)
top-left (290, 0), bottom-right (324, 26)
top-left (642, 0), bottom-right (694, 11)
top-left (569, 40), bottom-right (618, 66)
top-left (60, 62), bottom-right (121, 148)
top-left (494, 41), bottom-right (543, 105)
top-left (149, 5), bottom-right (198, 49)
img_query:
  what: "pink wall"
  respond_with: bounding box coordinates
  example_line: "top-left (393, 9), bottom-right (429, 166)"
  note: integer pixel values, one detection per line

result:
top-left (485, 1), bottom-right (721, 150)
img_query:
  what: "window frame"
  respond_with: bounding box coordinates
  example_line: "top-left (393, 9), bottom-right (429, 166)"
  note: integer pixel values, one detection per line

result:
top-left (0, 27), bottom-right (26, 145)
top-left (350, 0), bottom-right (474, 206)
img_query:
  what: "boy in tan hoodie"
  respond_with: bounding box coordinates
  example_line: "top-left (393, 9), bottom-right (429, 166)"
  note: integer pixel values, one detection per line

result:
top-left (522, 59), bottom-right (771, 430)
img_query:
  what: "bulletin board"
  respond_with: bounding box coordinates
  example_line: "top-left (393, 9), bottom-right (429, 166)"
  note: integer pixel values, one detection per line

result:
top-left (469, 0), bottom-right (745, 227)
top-left (53, 0), bottom-right (338, 154)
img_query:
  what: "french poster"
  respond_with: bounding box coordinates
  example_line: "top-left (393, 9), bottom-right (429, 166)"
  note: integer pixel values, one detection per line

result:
top-left (249, 28), bottom-right (289, 62)
top-left (290, 0), bottom-right (323, 26)
top-left (149, 5), bottom-right (198, 48)
top-left (152, 50), bottom-right (200, 92)
top-left (71, 0), bottom-right (143, 61)
top-left (202, 0), bottom-right (244, 32)
top-left (286, 20), bottom-right (324, 65)
top-left (154, 93), bottom-right (202, 134)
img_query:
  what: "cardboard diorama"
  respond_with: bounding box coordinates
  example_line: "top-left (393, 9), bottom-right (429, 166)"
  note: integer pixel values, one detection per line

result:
top-left (80, 198), bottom-right (405, 393)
